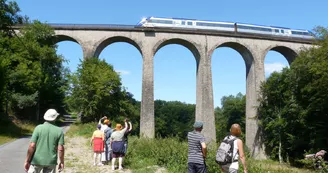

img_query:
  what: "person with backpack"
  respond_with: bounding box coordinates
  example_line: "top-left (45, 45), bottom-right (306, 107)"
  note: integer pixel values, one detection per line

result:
top-left (187, 121), bottom-right (207, 173)
top-left (216, 124), bottom-right (247, 173)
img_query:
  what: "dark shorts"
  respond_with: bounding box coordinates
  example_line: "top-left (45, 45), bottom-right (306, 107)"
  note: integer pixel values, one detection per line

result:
top-left (188, 162), bottom-right (207, 173)
top-left (112, 141), bottom-right (125, 158)
top-left (112, 152), bottom-right (125, 158)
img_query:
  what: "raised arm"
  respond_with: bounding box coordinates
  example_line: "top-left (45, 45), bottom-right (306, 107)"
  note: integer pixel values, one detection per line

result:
top-left (128, 122), bottom-right (132, 131)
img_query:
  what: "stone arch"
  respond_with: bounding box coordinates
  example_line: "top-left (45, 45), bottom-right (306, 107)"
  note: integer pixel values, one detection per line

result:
top-left (94, 36), bottom-right (142, 58)
top-left (153, 38), bottom-right (201, 65)
top-left (209, 42), bottom-right (254, 76)
top-left (264, 45), bottom-right (298, 65)
top-left (53, 34), bottom-right (82, 45)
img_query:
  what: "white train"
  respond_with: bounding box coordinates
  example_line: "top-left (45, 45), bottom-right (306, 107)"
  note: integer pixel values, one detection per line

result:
top-left (137, 17), bottom-right (314, 39)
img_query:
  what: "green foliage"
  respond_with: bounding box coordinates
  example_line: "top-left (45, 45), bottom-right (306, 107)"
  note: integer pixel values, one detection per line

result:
top-left (1, 0), bottom-right (67, 120)
top-left (258, 26), bottom-right (328, 164)
top-left (65, 57), bottom-right (140, 125)
top-left (66, 122), bottom-right (97, 138)
top-left (124, 136), bottom-right (221, 173)
top-left (1, 21), bottom-right (67, 119)
top-left (154, 100), bottom-right (195, 139)
top-left (215, 93), bottom-right (246, 141)
top-left (0, 0), bottom-right (26, 35)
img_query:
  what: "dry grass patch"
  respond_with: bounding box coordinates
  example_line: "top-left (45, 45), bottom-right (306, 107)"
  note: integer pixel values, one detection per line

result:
top-left (63, 136), bottom-right (132, 173)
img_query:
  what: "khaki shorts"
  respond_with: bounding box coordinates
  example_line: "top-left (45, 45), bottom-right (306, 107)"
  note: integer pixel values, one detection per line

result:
top-left (28, 165), bottom-right (56, 173)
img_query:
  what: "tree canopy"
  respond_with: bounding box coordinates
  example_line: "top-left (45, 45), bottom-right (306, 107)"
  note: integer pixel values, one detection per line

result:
top-left (258, 27), bottom-right (328, 163)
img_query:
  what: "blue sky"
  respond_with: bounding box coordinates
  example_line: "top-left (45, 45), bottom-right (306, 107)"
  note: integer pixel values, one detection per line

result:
top-left (16, 0), bottom-right (328, 107)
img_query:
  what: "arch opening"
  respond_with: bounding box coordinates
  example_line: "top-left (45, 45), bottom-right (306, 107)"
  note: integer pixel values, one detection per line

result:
top-left (95, 36), bottom-right (142, 58)
top-left (264, 48), bottom-right (291, 79)
top-left (154, 38), bottom-right (200, 64)
top-left (56, 40), bottom-right (83, 73)
top-left (269, 46), bottom-right (297, 65)
top-left (153, 42), bottom-right (197, 139)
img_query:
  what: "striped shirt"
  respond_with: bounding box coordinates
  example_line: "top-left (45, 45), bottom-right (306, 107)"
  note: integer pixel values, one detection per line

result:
top-left (188, 131), bottom-right (206, 164)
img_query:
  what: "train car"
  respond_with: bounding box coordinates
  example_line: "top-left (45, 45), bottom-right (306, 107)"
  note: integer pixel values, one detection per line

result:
top-left (290, 29), bottom-right (314, 39)
top-left (137, 17), bottom-right (235, 32)
top-left (236, 23), bottom-right (285, 36)
top-left (137, 17), bottom-right (314, 39)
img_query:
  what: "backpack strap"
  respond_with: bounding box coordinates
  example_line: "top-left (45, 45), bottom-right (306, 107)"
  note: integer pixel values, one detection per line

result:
top-left (231, 137), bottom-right (239, 162)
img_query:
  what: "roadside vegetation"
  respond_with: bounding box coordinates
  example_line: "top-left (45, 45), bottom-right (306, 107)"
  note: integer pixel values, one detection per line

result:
top-left (67, 123), bottom-right (316, 173)
top-left (0, 116), bottom-right (36, 144)
top-left (0, 0), bottom-right (327, 172)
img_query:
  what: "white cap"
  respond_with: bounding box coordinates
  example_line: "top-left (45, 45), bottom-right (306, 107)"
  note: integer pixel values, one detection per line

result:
top-left (44, 109), bottom-right (59, 121)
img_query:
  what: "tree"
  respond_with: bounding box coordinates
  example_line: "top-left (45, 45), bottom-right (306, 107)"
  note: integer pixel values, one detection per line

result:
top-left (258, 26), bottom-right (328, 163)
top-left (154, 100), bottom-right (195, 139)
top-left (215, 93), bottom-right (246, 141)
top-left (67, 58), bottom-right (123, 122)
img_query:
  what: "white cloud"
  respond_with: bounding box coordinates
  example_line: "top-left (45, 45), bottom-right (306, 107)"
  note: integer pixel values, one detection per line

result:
top-left (265, 63), bottom-right (288, 76)
top-left (115, 70), bottom-right (130, 75)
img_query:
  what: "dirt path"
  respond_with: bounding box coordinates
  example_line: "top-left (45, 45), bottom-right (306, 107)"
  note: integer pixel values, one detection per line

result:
top-left (63, 136), bottom-right (132, 173)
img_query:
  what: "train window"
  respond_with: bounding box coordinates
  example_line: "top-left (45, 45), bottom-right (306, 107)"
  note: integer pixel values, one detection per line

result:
top-left (149, 19), bottom-right (173, 24)
top-left (281, 30), bottom-right (285, 33)
top-left (238, 25), bottom-right (271, 32)
top-left (275, 29), bottom-right (279, 33)
top-left (196, 22), bottom-right (234, 28)
top-left (182, 21), bottom-right (185, 25)
top-left (187, 22), bottom-right (193, 25)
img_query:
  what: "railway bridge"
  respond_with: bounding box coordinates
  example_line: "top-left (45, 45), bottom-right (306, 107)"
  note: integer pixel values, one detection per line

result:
top-left (15, 24), bottom-right (314, 159)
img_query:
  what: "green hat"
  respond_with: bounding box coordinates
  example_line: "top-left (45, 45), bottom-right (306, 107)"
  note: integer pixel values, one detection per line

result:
top-left (193, 121), bottom-right (203, 128)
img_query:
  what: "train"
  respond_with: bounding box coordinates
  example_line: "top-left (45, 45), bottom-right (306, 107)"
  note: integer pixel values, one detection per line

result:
top-left (136, 17), bottom-right (314, 39)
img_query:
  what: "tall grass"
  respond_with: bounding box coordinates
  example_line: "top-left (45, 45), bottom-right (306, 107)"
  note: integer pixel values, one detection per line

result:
top-left (125, 137), bottom-right (317, 173)
top-left (0, 118), bottom-right (37, 145)
top-left (66, 123), bottom-right (318, 173)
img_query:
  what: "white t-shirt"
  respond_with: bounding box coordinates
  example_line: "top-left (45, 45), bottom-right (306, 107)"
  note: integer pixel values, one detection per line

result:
top-left (230, 136), bottom-right (239, 170)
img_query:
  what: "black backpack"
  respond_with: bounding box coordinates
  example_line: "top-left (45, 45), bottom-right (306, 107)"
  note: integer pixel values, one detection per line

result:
top-left (215, 136), bottom-right (237, 165)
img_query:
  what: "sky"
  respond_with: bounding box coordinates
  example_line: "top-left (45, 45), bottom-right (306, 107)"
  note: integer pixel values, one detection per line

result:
top-left (15, 0), bottom-right (328, 108)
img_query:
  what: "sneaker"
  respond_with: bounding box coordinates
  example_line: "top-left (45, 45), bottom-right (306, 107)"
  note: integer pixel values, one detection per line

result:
top-left (112, 166), bottom-right (115, 171)
top-left (98, 163), bottom-right (104, 166)
top-left (93, 163), bottom-right (96, 166)
top-left (118, 167), bottom-right (123, 170)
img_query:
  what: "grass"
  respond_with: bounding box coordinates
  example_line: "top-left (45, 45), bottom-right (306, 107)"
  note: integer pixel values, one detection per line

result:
top-left (66, 122), bottom-right (319, 173)
top-left (0, 117), bottom-right (37, 145)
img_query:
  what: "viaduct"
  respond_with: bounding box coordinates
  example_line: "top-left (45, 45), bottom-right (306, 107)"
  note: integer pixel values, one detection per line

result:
top-left (16, 24), bottom-right (314, 159)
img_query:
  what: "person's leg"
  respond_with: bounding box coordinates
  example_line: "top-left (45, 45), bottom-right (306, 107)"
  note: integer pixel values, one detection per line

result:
top-left (112, 153), bottom-right (117, 170)
top-left (42, 165), bottom-right (56, 173)
top-left (188, 163), bottom-right (196, 173)
top-left (28, 165), bottom-right (42, 173)
top-left (105, 144), bottom-right (109, 162)
top-left (195, 163), bottom-right (207, 173)
top-left (118, 156), bottom-right (123, 170)
top-left (98, 153), bottom-right (103, 166)
top-left (93, 153), bottom-right (97, 165)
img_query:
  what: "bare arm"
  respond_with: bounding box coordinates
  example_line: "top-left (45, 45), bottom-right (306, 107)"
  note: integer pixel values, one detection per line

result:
top-left (58, 145), bottom-right (65, 171)
top-left (201, 142), bottom-right (207, 159)
top-left (237, 139), bottom-right (247, 173)
top-left (24, 142), bottom-right (36, 172)
top-left (25, 142), bottom-right (36, 163)
top-left (128, 122), bottom-right (132, 131)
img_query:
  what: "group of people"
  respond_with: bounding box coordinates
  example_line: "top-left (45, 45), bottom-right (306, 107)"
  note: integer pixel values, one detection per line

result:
top-left (90, 116), bottom-right (132, 171)
top-left (187, 122), bottom-right (247, 173)
top-left (23, 108), bottom-right (245, 173)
